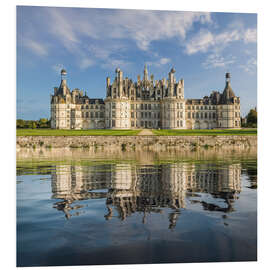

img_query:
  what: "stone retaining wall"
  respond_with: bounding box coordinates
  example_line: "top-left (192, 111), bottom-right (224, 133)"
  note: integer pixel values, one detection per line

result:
top-left (16, 135), bottom-right (257, 152)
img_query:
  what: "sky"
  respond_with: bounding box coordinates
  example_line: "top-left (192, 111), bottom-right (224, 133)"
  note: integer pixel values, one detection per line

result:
top-left (16, 6), bottom-right (257, 120)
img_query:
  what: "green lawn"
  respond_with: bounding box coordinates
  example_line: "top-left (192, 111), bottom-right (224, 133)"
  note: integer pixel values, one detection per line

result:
top-left (152, 129), bottom-right (257, 136)
top-left (16, 128), bottom-right (257, 136)
top-left (16, 129), bottom-right (142, 136)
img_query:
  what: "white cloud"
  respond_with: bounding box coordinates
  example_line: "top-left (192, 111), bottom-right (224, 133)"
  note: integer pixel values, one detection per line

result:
top-left (185, 29), bottom-right (215, 55)
top-left (202, 53), bottom-right (236, 69)
top-left (244, 28), bottom-right (257, 43)
top-left (101, 59), bottom-right (131, 70)
top-left (79, 58), bottom-right (95, 69)
top-left (147, 57), bottom-right (171, 67)
top-left (43, 8), bottom-right (212, 52)
top-left (23, 38), bottom-right (48, 56)
top-left (160, 58), bottom-right (171, 65)
top-left (239, 57), bottom-right (257, 74)
top-left (185, 27), bottom-right (256, 55)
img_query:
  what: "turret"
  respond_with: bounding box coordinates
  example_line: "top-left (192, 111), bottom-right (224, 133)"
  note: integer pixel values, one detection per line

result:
top-left (168, 68), bottom-right (175, 97)
top-left (56, 69), bottom-right (69, 96)
top-left (221, 72), bottom-right (236, 104)
top-left (143, 64), bottom-right (148, 81)
top-left (106, 77), bottom-right (110, 87)
top-left (116, 68), bottom-right (123, 97)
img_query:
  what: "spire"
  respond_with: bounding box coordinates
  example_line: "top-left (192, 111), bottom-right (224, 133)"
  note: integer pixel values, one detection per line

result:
top-left (144, 64), bottom-right (148, 81)
top-left (221, 72), bottom-right (235, 103)
top-left (58, 69), bottom-right (70, 96)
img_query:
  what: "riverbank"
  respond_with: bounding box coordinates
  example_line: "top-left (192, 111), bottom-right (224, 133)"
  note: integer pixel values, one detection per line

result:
top-left (16, 135), bottom-right (257, 152)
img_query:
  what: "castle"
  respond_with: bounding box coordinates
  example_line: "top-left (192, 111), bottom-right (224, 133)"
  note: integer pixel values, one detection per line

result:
top-left (50, 66), bottom-right (241, 129)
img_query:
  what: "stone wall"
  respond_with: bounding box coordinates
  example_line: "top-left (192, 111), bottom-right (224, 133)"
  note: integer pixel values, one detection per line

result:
top-left (16, 135), bottom-right (257, 152)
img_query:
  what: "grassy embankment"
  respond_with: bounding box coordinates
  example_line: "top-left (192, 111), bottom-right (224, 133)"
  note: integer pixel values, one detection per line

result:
top-left (152, 129), bottom-right (257, 136)
top-left (16, 129), bottom-right (141, 136)
top-left (17, 128), bottom-right (257, 136)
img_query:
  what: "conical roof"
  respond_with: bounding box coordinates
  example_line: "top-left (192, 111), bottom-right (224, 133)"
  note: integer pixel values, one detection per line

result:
top-left (57, 79), bottom-right (70, 96)
top-left (220, 73), bottom-right (236, 104)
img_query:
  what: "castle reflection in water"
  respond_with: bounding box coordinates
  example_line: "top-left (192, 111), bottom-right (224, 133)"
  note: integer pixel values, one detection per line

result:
top-left (51, 162), bottom-right (242, 228)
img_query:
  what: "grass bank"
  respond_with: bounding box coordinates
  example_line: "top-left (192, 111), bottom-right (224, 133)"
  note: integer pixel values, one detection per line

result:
top-left (16, 128), bottom-right (257, 136)
top-left (17, 129), bottom-right (141, 136)
top-left (152, 129), bottom-right (257, 136)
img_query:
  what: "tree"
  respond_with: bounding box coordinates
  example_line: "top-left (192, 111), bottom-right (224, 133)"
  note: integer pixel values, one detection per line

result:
top-left (16, 119), bottom-right (25, 128)
top-left (38, 118), bottom-right (50, 128)
top-left (246, 108), bottom-right (257, 127)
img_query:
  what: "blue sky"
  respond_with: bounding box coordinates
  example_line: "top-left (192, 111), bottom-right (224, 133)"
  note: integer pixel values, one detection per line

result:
top-left (17, 6), bottom-right (257, 120)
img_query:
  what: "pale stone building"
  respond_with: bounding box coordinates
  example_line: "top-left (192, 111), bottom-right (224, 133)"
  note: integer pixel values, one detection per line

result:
top-left (51, 66), bottom-right (241, 129)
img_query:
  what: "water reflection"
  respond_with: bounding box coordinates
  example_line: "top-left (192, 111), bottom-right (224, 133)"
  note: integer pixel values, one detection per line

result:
top-left (51, 162), bottom-right (243, 229)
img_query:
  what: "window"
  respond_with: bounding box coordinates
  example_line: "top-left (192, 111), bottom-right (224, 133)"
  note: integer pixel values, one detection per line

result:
top-left (86, 105), bottom-right (89, 109)
top-left (112, 111), bottom-right (116, 118)
top-left (177, 103), bottom-right (179, 109)
top-left (188, 112), bottom-right (191, 119)
top-left (180, 112), bottom-right (183, 118)
top-left (196, 112), bottom-right (199, 119)
top-left (148, 112), bottom-right (151, 118)
top-left (188, 106), bottom-right (191, 110)
top-left (148, 104), bottom-right (151, 110)
top-left (131, 104), bottom-right (134, 109)
top-left (235, 112), bottom-right (238, 117)
top-left (141, 104), bottom-right (143, 110)
top-left (112, 120), bottom-right (115, 127)
top-left (141, 112), bottom-right (144, 118)
top-left (131, 112), bottom-right (134, 118)
top-left (144, 104), bottom-right (147, 110)
top-left (205, 112), bottom-right (208, 118)
top-left (196, 106), bottom-right (199, 110)
top-left (96, 105), bottom-right (99, 109)
top-left (95, 112), bottom-right (98, 118)
top-left (91, 112), bottom-right (94, 118)
top-left (180, 103), bottom-right (183, 109)
top-left (213, 112), bottom-right (216, 118)
top-left (177, 120), bottom-right (179, 127)
top-left (112, 103), bottom-right (116, 109)
top-left (201, 112), bottom-right (203, 119)
top-left (180, 120), bottom-right (183, 127)
top-left (131, 121), bottom-right (134, 127)
top-left (86, 112), bottom-right (89, 118)
top-left (141, 121), bottom-right (144, 127)
top-left (100, 112), bottom-right (104, 118)
top-left (192, 112), bottom-right (195, 119)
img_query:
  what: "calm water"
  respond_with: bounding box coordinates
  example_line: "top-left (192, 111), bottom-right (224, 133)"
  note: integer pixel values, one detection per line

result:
top-left (17, 150), bottom-right (257, 266)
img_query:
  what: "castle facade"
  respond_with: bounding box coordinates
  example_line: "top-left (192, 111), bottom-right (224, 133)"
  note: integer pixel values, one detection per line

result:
top-left (50, 66), bottom-right (241, 129)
